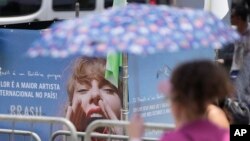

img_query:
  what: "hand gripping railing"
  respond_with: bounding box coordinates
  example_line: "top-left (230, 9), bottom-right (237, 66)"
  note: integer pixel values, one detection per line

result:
top-left (0, 128), bottom-right (41, 141)
top-left (84, 120), bottom-right (175, 141)
top-left (0, 114), bottom-right (78, 141)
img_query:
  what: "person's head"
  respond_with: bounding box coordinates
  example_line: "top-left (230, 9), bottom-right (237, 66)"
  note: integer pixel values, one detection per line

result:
top-left (169, 60), bottom-right (233, 122)
top-left (67, 57), bottom-right (122, 130)
top-left (230, 4), bottom-right (249, 33)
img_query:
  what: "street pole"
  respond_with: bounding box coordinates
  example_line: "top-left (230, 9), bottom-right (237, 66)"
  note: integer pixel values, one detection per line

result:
top-left (121, 53), bottom-right (129, 121)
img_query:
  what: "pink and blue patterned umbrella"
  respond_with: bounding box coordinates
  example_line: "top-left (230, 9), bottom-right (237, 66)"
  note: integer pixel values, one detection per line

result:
top-left (28, 4), bottom-right (239, 58)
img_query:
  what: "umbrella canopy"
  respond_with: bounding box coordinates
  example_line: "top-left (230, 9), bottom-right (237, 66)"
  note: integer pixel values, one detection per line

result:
top-left (27, 4), bottom-right (239, 58)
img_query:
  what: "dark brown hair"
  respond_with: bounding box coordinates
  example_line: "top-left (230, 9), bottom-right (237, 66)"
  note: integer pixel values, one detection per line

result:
top-left (67, 57), bottom-right (118, 105)
top-left (170, 60), bottom-right (233, 115)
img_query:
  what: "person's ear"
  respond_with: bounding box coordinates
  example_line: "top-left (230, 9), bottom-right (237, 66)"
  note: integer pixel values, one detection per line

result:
top-left (171, 101), bottom-right (180, 116)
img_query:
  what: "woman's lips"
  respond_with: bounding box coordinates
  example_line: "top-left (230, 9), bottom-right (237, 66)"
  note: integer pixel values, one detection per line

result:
top-left (86, 107), bottom-right (105, 118)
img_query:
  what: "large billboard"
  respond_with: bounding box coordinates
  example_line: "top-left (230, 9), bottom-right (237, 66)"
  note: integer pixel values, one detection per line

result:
top-left (0, 28), bottom-right (215, 140)
top-left (0, 28), bottom-right (123, 141)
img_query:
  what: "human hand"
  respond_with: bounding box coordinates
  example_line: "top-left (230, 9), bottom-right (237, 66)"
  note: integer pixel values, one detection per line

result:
top-left (99, 100), bottom-right (119, 120)
top-left (157, 80), bottom-right (171, 96)
top-left (127, 114), bottom-right (144, 139)
top-left (66, 100), bottom-right (87, 131)
top-left (99, 100), bottom-right (123, 134)
top-left (216, 59), bottom-right (224, 64)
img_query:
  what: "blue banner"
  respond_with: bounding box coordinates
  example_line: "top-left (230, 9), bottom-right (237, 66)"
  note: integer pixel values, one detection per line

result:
top-left (0, 29), bottom-right (124, 141)
top-left (0, 28), bottom-right (77, 140)
top-left (128, 48), bottom-right (215, 137)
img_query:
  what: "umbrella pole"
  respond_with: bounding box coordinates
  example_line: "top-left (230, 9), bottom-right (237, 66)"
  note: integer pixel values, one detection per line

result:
top-left (171, 0), bottom-right (177, 6)
top-left (120, 53), bottom-right (129, 121)
top-left (75, 2), bottom-right (80, 18)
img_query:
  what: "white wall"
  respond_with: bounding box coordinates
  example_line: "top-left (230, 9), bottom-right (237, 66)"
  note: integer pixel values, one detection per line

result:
top-left (174, 0), bottom-right (232, 24)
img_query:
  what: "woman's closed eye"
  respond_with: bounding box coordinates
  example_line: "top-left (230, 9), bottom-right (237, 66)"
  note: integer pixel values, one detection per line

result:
top-left (77, 89), bottom-right (89, 94)
top-left (102, 87), bottom-right (115, 95)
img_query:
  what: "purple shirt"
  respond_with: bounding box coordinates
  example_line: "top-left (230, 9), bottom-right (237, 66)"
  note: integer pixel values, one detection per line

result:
top-left (160, 119), bottom-right (229, 141)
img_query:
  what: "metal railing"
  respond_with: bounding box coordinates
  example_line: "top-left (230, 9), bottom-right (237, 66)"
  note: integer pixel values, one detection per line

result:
top-left (0, 128), bottom-right (41, 141)
top-left (84, 119), bottom-right (175, 141)
top-left (0, 114), bottom-right (175, 141)
top-left (51, 130), bottom-right (166, 141)
top-left (0, 114), bottom-right (78, 141)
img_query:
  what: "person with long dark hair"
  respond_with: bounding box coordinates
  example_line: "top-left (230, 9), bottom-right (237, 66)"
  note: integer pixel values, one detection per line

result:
top-left (128, 60), bottom-right (232, 141)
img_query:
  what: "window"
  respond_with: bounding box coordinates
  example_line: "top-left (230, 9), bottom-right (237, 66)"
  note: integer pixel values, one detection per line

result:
top-left (0, 0), bottom-right (41, 17)
top-left (53, 0), bottom-right (113, 11)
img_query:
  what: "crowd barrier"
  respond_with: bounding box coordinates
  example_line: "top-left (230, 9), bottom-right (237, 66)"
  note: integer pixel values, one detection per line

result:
top-left (84, 119), bottom-right (175, 141)
top-left (51, 130), bottom-right (162, 141)
top-left (0, 114), bottom-right (175, 141)
top-left (0, 114), bottom-right (78, 141)
top-left (0, 128), bottom-right (41, 141)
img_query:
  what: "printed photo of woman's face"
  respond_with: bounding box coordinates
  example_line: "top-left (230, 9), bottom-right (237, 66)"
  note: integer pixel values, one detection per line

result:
top-left (66, 57), bottom-right (122, 132)
top-left (73, 79), bottom-right (121, 129)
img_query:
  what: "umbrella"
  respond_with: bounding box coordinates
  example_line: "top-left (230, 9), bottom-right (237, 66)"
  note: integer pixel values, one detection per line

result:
top-left (27, 3), bottom-right (239, 58)
top-left (27, 3), bottom-right (240, 122)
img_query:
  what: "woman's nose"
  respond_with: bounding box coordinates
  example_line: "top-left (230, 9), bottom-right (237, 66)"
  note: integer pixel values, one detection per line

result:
top-left (90, 89), bottom-right (101, 104)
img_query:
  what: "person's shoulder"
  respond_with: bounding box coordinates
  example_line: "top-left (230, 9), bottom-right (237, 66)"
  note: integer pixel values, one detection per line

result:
top-left (207, 104), bottom-right (230, 129)
top-left (159, 121), bottom-right (229, 141)
top-left (207, 104), bottom-right (226, 115)
top-left (221, 130), bottom-right (230, 141)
